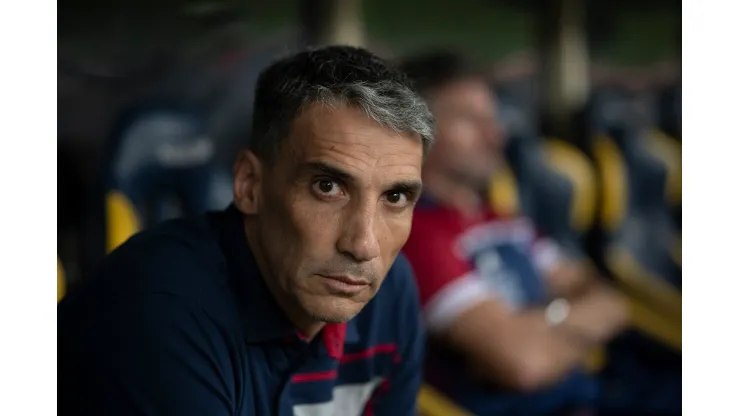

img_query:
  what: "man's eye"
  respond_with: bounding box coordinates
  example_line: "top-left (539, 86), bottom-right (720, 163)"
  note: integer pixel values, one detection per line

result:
top-left (312, 179), bottom-right (343, 197)
top-left (385, 191), bottom-right (409, 206)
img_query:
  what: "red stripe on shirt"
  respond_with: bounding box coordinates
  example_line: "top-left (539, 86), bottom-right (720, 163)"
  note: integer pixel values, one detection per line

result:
top-left (340, 343), bottom-right (398, 364)
top-left (291, 370), bottom-right (338, 383)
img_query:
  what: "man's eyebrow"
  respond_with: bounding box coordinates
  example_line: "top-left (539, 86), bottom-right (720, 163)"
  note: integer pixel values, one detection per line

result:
top-left (303, 161), bottom-right (422, 194)
top-left (389, 180), bottom-right (423, 196)
top-left (303, 161), bottom-right (355, 183)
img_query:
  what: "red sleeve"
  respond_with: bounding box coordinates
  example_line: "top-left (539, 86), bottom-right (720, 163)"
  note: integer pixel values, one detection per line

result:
top-left (403, 210), bottom-right (493, 332)
top-left (402, 211), bottom-right (472, 307)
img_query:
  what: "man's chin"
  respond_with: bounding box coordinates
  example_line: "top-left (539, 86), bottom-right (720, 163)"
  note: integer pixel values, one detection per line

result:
top-left (316, 314), bottom-right (356, 324)
top-left (304, 298), bottom-right (365, 324)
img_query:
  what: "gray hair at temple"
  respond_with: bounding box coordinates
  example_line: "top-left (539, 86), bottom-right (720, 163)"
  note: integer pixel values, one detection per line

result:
top-left (249, 45), bottom-right (435, 162)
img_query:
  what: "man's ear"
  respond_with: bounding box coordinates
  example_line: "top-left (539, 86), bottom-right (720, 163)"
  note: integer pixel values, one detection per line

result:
top-left (233, 150), bottom-right (264, 215)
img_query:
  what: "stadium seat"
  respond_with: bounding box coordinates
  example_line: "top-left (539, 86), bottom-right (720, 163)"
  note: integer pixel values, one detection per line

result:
top-left (592, 135), bottom-right (681, 350)
top-left (417, 384), bottom-right (473, 416)
top-left (644, 129), bottom-right (681, 209)
top-left (104, 102), bottom-right (233, 252)
top-left (645, 128), bottom-right (682, 235)
top-left (590, 87), bottom-right (680, 231)
top-left (496, 135), bottom-right (598, 259)
top-left (488, 163), bottom-right (520, 217)
top-left (594, 132), bottom-right (681, 288)
top-left (588, 93), bottom-right (682, 405)
top-left (57, 256), bottom-right (66, 303)
top-left (535, 138), bottom-right (598, 257)
top-left (657, 85), bottom-right (681, 141)
top-left (589, 86), bottom-right (680, 280)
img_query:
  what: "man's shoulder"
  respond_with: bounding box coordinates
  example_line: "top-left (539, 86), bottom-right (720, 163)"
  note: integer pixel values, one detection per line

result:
top-left (69, 214), bottom-right (229, 308)
top-left (111, 215), bottom-right (222, 272)
top-left (124, 213), bottom-right (218, 252)
top-left (58, 214), bottom-right (243, 366)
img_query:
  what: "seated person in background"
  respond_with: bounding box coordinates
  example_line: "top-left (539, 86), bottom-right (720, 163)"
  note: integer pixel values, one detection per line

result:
top-left (58, 46), bottom-right (432, 416)
top-left (399, 51), bottom-right (629, 416)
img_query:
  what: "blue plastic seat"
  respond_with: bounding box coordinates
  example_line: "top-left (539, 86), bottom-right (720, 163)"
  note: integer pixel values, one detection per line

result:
top-left (103, 102), bottom-right (233, 252)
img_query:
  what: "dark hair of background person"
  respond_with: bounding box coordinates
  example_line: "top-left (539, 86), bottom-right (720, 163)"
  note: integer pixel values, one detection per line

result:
top-left (396, 49), bottom-right (489, 99)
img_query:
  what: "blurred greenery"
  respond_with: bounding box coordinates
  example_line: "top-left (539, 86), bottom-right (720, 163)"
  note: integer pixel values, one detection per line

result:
top-left (363, 0), bottom-right (534, 61)
top-left (59, 0), bottom-right (679, 65)
top-left (240, 0), bottom-right (678, 65)
top-left (604, 7), bottom-right (679, 64)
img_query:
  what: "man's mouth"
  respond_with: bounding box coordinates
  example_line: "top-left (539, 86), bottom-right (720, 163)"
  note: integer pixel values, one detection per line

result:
top-left (318, 274), bottom-right (370, 295)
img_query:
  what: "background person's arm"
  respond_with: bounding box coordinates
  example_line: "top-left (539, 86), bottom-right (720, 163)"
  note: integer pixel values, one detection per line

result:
top-left (441, 295), bottom-right (593, 391)
top-left (546, 259), bottom-right (631, 344)
top-left (532, 236), bottom-right (630, 344)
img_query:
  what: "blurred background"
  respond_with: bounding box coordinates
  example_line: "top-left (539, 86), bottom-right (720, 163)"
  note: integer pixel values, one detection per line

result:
top-left (57, 0), bottom-right (681, 414)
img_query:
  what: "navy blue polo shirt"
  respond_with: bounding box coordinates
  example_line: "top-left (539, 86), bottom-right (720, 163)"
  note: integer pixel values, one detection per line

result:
top-left (58, 205), bottom-right (425, 415)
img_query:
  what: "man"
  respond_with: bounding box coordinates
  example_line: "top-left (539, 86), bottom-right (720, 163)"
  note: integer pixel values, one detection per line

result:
top-left (58, 46), bottom-right (433, 416)
top-left (399, 51), bottom-right (629, 415)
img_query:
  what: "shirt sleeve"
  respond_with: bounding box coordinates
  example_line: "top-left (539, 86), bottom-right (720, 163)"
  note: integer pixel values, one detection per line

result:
top-left (58, 292), bottom-right (235, 416)
top-left (402, 214), bottom-right (491, 333)
top-left (363, 254), bottom-right (426, 416)
top-left (531, 232), bottom-right (564, 275)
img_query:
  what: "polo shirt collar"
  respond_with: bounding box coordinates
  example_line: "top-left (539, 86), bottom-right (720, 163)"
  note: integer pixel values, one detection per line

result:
top-left (214, 204), bottom-right (359, 355)
top-left (215, 204), bottom-right (294, 343)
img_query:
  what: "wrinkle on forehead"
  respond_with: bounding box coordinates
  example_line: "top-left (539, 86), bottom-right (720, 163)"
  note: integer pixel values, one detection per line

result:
top-left (288, 104), bottom-right (423, 180)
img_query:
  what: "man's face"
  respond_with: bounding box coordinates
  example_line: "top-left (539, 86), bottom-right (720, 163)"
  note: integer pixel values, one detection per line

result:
top-left (237, 105), bottom-right (423, 324)
top-left (427, 78), bottom-right (505, 189)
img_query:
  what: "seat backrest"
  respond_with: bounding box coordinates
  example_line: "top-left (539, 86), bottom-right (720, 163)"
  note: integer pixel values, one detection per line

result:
top-left (417, 384), bottom-right (472, 416)
top-left (495, 78), bottom-right (539, 141)
top-left (537, 139), bottom-right (598, 248)
top-left (619, 129), bottom-right (680, 284)
top-left (498, 135), bottom-right (597, 258)
top-left (490, 129), bottom-right (550, 222)
top-left (592, 136), bottom-right (628, 233)
top-left (57, 256), bottom-right (66, 303)
top-left (589, 85), bottom-right (681, 282)
top-left (592, 134), bottom-right (680, 290)
top-left (644, 128), bottom-right (682, 231)
top-left (657, 85), bottom-right (681, 139)
top-left (488, 163), bottom-right (521, 218)
top-left (589, 87), bottom-right (634, 137)
top-left (104, 103), bottom-right (233, 252)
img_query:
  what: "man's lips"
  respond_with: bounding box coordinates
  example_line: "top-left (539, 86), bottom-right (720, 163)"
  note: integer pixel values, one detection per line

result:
top-left (318, 274), bottom-right (371, 286)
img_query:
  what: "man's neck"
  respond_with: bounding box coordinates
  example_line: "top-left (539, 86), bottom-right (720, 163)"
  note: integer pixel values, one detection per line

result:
top-left (243, 220), bottom-right (326, 341)
top-left (421, 170), bottom-right (486, 220)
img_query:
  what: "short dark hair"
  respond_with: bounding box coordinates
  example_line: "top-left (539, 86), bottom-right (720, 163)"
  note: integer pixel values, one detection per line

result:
top-left (249, 45), bottom-right (435, 163)
top-left (397, 50), bottom-right (487, 99)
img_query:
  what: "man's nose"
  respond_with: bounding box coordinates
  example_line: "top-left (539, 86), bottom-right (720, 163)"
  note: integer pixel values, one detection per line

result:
top-left (336, 202), bottom-right (381, 263)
